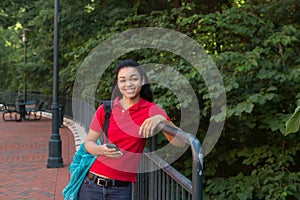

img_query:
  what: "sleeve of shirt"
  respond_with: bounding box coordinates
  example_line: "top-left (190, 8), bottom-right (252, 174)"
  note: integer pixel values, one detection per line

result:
top-left (148, 103), bottom-right (171, 121)
top-left (149, 103), bottom-right (176, 142)
top-left (89, 104), bottom-right (104, 133)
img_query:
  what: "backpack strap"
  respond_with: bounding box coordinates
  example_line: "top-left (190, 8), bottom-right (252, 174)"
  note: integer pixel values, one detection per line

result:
top-left (102, 100), bottom-right (112, 144)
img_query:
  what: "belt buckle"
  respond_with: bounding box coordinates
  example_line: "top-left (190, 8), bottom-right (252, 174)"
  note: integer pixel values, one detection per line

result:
top-left (97, 177), bottom-right (107, 187)
top-left (95, 175), bottom-right (117, 187)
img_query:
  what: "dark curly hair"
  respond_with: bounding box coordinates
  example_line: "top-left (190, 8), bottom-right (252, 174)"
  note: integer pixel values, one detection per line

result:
top-left (111, 59), bottom-right (153, 102)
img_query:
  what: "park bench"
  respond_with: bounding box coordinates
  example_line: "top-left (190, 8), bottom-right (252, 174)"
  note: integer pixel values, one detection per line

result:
top-left (2, 101), bottom-right (44, 121)
top-left (24, 100), bottom-right (44, 120)
top-left (2, 103), bottom-right (21, 121)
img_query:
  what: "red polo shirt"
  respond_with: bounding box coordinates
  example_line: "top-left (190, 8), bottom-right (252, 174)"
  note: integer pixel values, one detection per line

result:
top-left (89, 97), bottom-right (170, 182)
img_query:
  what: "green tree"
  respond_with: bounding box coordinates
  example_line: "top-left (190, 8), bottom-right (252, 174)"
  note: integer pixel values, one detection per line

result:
top-left (1, 0), bottom-right (299, 199)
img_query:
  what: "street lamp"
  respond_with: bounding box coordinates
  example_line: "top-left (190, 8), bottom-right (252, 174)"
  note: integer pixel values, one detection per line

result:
top-left (22, 29), bottom-right (28, 102)
top-left (47, 0), bottom-right (64, 168)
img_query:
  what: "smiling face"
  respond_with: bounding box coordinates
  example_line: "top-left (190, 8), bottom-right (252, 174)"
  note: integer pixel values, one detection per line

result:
top-left (117, 67), bottom-right (144, 101)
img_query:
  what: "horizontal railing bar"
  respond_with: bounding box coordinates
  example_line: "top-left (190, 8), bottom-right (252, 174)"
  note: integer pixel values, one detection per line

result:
top-left (158, 123), bottom-right (197, 145)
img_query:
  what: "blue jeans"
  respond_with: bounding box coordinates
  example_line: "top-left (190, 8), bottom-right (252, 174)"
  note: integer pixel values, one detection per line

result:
top-left (78, 176), bottom-right (132, 200)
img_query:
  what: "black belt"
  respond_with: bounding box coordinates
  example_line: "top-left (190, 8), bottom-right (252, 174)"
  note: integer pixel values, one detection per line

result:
top-left (87, 172), bottom-right (131, 187)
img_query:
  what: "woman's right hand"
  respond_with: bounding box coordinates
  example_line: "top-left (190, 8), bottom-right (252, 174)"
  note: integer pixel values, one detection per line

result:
top-left (101, 144), bottom-right (123, 158)
top-left (85, 129), bottom-right (123, 158)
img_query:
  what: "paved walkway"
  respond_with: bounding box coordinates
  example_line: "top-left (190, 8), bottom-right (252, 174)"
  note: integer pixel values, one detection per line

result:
top-left (0, 114), bottom-right (76, 199)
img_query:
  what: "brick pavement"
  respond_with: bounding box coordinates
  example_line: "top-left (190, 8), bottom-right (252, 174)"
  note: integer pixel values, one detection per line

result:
top-left (0, 114), bottom-right (76, 200)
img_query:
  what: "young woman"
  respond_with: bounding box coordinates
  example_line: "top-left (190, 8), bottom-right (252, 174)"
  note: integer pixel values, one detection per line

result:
top-left (78, 59), bottom-right (183, 200)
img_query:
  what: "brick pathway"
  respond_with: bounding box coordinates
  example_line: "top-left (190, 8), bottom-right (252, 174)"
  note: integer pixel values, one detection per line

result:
top-left (0, 114), bottom-right (75, 199)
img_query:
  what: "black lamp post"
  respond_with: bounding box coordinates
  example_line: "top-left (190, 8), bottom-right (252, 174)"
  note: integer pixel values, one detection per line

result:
top-left (22, 29), bottom-right (28, 102)
top-left (47, 0), bottom-right (64, 168)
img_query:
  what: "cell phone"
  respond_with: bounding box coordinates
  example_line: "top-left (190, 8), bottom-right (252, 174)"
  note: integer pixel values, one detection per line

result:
top-left (106, 143), bottom-right (120, 151)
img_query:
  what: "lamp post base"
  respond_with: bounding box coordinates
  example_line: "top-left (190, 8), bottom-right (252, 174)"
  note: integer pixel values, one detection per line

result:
top-left (47, 158), bottom-right (64, 168)
top-left (47, 137), bottom-right (64, 168)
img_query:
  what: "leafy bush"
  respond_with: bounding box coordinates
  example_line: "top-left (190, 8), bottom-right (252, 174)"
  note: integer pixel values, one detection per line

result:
top-left (1, 0), bottom-right (299, 198)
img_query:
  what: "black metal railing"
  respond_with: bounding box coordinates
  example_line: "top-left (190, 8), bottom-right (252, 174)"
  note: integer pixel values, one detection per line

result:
top-left (0, 91), bottom-right (203, 200)
top-left (133, 124), bottom-right (203, 200)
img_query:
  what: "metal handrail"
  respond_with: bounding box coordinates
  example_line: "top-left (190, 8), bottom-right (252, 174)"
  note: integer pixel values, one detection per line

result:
top-left (156, 123), bottom-right (203, 200)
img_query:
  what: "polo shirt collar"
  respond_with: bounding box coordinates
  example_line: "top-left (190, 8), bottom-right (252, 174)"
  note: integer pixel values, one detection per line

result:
top-left (113, 97), bottom-right (149, 110)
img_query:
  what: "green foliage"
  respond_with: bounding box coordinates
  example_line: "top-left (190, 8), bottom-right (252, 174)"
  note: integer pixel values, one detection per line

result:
top-left (204, 144), bottom-right (300, 199)
top-left (1, 0), bottom-right (300, 198)
top-left (205, 171), bottom-right (300, 200)
top-left (285, 106), bottom-right (300, 135)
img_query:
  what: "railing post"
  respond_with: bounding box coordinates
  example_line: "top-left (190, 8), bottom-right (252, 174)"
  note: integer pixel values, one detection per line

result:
top-left (158, 123), bottom-right (203, 200)
top-left (190, 137), bottom-right (203, 200)
top-left (148, 135), bottom-right (157, 199)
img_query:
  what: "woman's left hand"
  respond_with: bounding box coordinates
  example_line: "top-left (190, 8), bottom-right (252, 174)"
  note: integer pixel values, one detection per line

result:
top-left (139, 115), bottom-right (166, 138)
